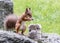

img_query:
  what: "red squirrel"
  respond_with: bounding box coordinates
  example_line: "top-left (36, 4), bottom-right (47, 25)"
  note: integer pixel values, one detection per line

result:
top-left (4, 8), bottom-right (33, 35)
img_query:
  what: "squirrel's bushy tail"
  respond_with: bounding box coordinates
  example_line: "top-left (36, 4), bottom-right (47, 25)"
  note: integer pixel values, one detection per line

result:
top-left (4, 14), bottom-right (18, 30)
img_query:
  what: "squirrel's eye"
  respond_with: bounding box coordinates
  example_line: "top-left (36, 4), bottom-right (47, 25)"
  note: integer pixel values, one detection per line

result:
top-left (29, 29), bottom-right (31, 32)
top-left (27, 13), bottom-right (30, 15)
top-left (37, 28), bottom-right (40, 30)
top-left (28, 14), bottom-right (32, 17)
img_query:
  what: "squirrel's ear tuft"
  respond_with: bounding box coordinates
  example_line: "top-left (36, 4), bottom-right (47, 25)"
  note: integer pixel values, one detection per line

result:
top-left (25, 8), bottom-right (31, 14)
top-left (29, 8), bottom-right (31, 10)
top-left (26, 8), bottom-right (31, 12)
top-left (26, 8), bottom-right (28, 12)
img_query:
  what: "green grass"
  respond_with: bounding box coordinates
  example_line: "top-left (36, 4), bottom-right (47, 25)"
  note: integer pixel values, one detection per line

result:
top-left (13, 0), bottom-right (60, 34)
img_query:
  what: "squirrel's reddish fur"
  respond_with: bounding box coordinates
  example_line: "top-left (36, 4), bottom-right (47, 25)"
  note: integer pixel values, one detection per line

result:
top-left (4, 8), bottom-right (33, 35)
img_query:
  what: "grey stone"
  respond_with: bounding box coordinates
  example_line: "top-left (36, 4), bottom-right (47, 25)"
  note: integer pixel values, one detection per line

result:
top-left (0, 0), bottom-right (13, 28)
top-left (0, 30), bottom-right (37, 43)
top-left (0, 0), bottom-right (4, 9)
top-left (4, 1), bottom-right (13, 15)
top-left (28, 24), bottom-right (60, 43)
top-left (29, 32), bottom-right (60, 43)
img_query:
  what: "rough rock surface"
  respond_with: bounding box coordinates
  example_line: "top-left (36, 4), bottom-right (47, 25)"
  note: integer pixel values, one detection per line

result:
top-left (28, 24), bottom-right (60, 43)
top-left (0, 30), bottom-right (37, 43)
top-left (0, 30), bottom-right (60, 43)
top-left (41, 33), bottom-right (60, 43)
top-left (0, 0), bottom-right (13, 28)
top-left (29, 32), bottom-right (60, 43)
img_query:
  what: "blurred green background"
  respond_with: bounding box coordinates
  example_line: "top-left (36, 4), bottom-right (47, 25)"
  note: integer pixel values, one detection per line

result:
top-left (13, 0), bottom-right (60, 34)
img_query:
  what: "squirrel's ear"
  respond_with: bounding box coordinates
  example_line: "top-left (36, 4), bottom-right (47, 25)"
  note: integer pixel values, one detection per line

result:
top-left (25, 8), bottom-right (31, 12)
top-left (29, 8), bottom-right (31, 10)
top-left (25, 8), bottom-right (31, 13)
top-left (26, 8), bottom-right (28, 12)
top-left (25, 8), bottom-right (28, 13)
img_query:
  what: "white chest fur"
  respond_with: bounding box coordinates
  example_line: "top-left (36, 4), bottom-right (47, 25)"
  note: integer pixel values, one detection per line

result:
top-left (20, 21), bottom-right (26, 30)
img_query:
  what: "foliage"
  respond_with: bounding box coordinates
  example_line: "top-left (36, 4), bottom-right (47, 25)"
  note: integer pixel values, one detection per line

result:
top-left (13, 0), bottom-right (60, 34)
